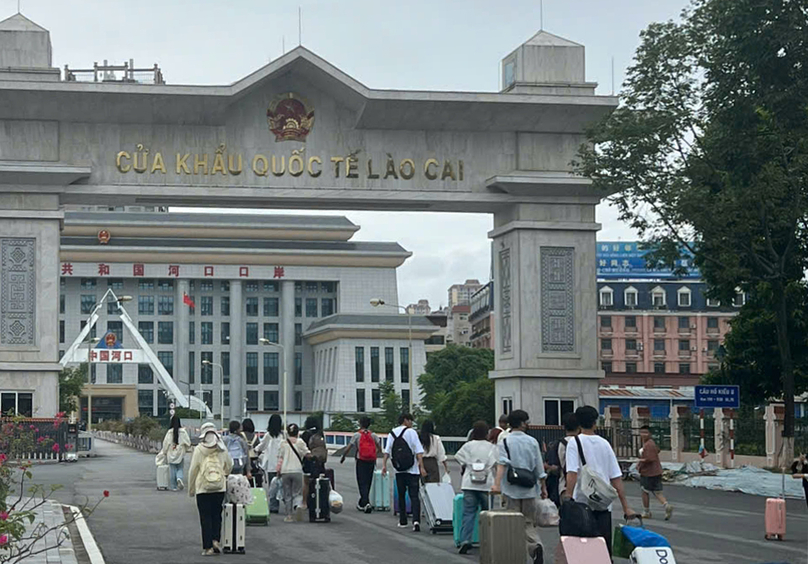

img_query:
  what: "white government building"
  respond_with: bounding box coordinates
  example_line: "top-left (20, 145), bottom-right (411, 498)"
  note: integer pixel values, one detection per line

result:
top-left (57, 210), bottom-right (435, 422)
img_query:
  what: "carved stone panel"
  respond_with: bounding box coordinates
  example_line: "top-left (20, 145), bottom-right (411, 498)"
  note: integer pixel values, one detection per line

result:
top-left (499, 248), bottom-right (512, 353)
top-left (1, 238), bottom-right (36, 345)
top-left (541, 247), bottom-right (574, 352)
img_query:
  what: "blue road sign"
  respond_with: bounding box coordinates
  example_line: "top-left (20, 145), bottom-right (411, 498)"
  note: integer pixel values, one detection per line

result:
top-left (694, 385), bottom-right (740, 409)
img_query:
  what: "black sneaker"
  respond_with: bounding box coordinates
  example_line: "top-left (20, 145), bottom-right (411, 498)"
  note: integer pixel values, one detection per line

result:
top-left (413, 522), bottom-right (420, 532)
top-left (533, 545), bottom-right (544, 564)
top-left (458, 543), bottom-right (471, 555)
top-left (364, 504), bottom-right (373, 514)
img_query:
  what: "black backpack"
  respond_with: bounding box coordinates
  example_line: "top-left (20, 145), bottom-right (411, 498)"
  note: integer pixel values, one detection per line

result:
top-left (390, 429), bottom-right (415, 472)
top-left (545, 437), bottom-right (568, 471)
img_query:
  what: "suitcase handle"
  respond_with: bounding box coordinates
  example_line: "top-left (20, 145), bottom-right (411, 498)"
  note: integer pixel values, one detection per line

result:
top-left (624, 514), bottom-right (643, 528)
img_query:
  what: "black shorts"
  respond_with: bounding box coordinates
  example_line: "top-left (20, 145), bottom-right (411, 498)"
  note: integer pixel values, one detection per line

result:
top-left (640, 475), bottom-right (663, 493)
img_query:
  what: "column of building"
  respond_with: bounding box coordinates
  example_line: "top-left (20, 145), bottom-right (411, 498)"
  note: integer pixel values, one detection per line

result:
top-left (230, 280), bottom-right (243, 420)
top-left (281, 280), bottom-right (295, 418)
top-left (176, 279), bottom-right (190, 409)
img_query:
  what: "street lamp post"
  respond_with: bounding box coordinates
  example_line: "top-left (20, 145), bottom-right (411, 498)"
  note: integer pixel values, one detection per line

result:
top-left (202, 360), bottom-right (224, 426)
top-left (81, 337), bottom-right (100, 431)
top-left (370, 298), bottom-right (414, 409)
top-left (259, 338), bottom-right (287, 426)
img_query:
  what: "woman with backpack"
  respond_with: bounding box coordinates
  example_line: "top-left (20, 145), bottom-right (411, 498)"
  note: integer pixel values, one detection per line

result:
top-left (161, 415), bottom-right (191, 491)
top-left (256, 414), bottom-right (284, 513)
top-left (277, 423), bottom-right (310, 522)
top-left (419, 420), bottom-right (449, 483)
top-left (188, 422), bottom-right (233, 556)
top-left (223, 420), bottom-right (251, 479)
top-left (454, 421), bottom-right (498, 554)
top-left (240, 418), bottom-right (262, 487)
top-left (340, 416), bottom-right (381, 513)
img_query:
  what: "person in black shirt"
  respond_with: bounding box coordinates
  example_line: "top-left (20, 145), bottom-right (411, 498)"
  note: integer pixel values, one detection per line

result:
top-left (792, 453), bottom-right (808, 508)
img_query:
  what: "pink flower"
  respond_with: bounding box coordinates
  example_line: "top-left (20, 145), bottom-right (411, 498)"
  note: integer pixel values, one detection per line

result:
top-left (29, 425), bottom-right (36, 430)
top-left (65, 444), bottom-right (74, 451)
top-left (103, 490), bottom-right (110, 498)
top-left (0, 511), bottom-right (8, 521)
top-left (51, 443), bottom-right (60, 453)
top-left (37, 436), bottom-right (46, 444)
top-left (0, 453), bottom-right (6, 464)
top-left (0, 534), bottom-right (7, 546)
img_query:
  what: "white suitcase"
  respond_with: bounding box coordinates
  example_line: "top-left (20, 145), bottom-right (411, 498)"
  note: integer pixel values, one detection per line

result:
top-left (156, 465), bottom-right (169, 491)
top-left (420, 482), bottom-right (455, 533)
top-left (221, 503), bottom-right (246, 554)
top-left (630, 546), bottom-right (677, 564)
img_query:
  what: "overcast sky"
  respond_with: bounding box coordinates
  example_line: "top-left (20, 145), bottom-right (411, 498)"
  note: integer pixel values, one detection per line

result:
top-left (12, 0), bottom-right (689, 309)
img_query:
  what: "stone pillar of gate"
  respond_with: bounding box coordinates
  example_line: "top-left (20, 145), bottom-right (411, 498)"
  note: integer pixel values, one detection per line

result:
top-left (280, 280), bottom-right (296, 419)
top-left (489, 202), bottom-right (601, 424)
top-left (765, 403), bottom-right (785, 468)
top-left (230, 280), bottom-right (243, 420)
top-left (630, 406), bottom-right (651, 429)
top-left (669, 405), bottom-right (688, 463)
top-left (0, 193), bottom-right (62, 417)
top-left (713, 407), bottom-right (732, 468)
top-left (176, 279), bottom-right (190, 408)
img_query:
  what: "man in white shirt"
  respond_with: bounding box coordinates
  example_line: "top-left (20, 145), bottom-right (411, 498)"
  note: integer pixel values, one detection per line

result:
top-left (382, 413), bottom-right (427, 531)
top-left (565, 406), bottom-right (637, 559)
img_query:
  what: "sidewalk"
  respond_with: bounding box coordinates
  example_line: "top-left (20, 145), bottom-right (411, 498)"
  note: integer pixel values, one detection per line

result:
top-left (7, 499), bottom-right (79, 564)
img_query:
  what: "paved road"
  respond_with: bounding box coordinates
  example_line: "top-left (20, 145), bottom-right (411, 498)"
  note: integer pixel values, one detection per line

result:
top-left (25, 440), bottom-right (808, 564)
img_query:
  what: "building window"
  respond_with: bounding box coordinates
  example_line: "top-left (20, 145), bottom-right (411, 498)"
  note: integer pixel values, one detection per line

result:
top-left (370, 347), bottom-right (380, 382)
top-left (221, 296), bottom-right (230, 317)
top-left (246, 352), bottom-right (258, 384)
top-left (157, 351), bottom-right (173, 377)
top-left (186, 321), bottom-right (194, 344)
top-left (295, 323), bottom-right (302, 346)
top-left (294, 353), bottom-right (303, 385)
top-left (401, 389), bottom-right (411, 411)
top-left (221, 281), bottom-right (230, 292)
top-left (601, 361), bottom-right (612, 373)
top-left (81, 295), bottom-right (96, 314)
top-left (188, 351), bottom-right (195, 383)
top-left (678, 316), bottom-right (690, 330)
top-left (200, 296), bottom-right (214, 316)
top-left (544, 399), bottom-right (575, 426)
top-left (158, 279), bottom-right (174, 291)
top-left (356, 389), bottom-right (366, 412)
top-left (107, 300), bottom-right (119, 315)
top-left (400, 348), bottom-right (410, 383)
top-left (706, 297), bottom-right (720, 307)
top-left (59, 320), bottom-right (65, 344)
top-left (294, 298), bottom-right (302, 317)
top-left (733, 290), bottom-right (746, 307)
top-left (60, 293), bottom-right (65, 314)
top-left (625, 362), bottom-right (637, 373)
top-left (139, 279), bottom-right (155, 290)
top-left (108, 278), bottom-right (124, 290)
top-left (653, 316), bottom-right (666, 332)
top-left (263, 297), bottom-right (279, 317)
top-left (158, 295), bottom-right (174, 315)
top-left (138, 364), bottom-right (153, 384)
top-left (707, 317), bottom-right (719, 331)
top-left (371, 388), bottom-right (381, 409)
top-left (80, 320), bottom-right (97, 339)
top-left (158, 321), bottom-right (173, 344)
top-left (264, 352), bottom-right (279, 385)
top-left (263, 323), bottom-right (279, 344)
top-left (355, 347), bottom-right (365, 382)
top-left (201, 322), bottom-right (213, 345)
top-left (223, 390), bottom-right (230, 407)
top-left (306, 298), bottom-right (318, 318)
top-left (137, 321), bottom-right (153, 344)
top-left (264, 281), bottom-right (279, 292)
top-left (321, 298), bottom-right (335, 317)
top-left (138, 390), bottom-right (153, 415)
top-left (385, 347), bottom-right (394, 381)
top-left (707, 363), bottom-right (719, 372)
top-left (679, 363), bottom-right (691, 374)
top-left (624, 286), bottom-right (638, 307)
top-left (601, 338), bottom-right (612, 351)
top-left (652, 287), bottom-right (666, 307)
top-left (201, 351), bottom-right (213, 384)
top-left (246, 322), bottom-right (258, 345)
top-left (625, 316), bottom-right (637, 329)
top-left (157, 393), bottom-right (167, 416)
top-left (678, 287), bottom-right (692, 307)
top-left (654, 339), bottom-right (665, 352)
top-left (245, 281), bottom-right (259, 293)
top-left (138, 296), bottom-right (154, 315)
top-left (626, 339), bottom-right (637, 351)
top-left (599, 286), bottom-right (614, 307)
top-left (221, 322), bottom-right (230, 344)
top-left (199, 281), bottom-right (213, 292)
top-left (294, 391), bottom-right (303, 412)
top-left (2, 392), bottom-right (34, 417)
top-left (107, 364), bottom-right (123, 384)
top-left (264, 391), bottom-right (279, 411)
top-left (654, 362), bottom-right (665, 374)
top-left (107, 321), bottom-right (123, 343)
top-left (678, 339), bottom-right (690, 352)
top-left (322, 282), bottom-right (336, 293)
top-left (600, 316), bottom-right (612, 329)
top-left (221, 352), bottom-right (230, 384)
top-left (246, 391), bottom-right (258, 411)
top-left (80, 278), bottom-right (96, 290)
top-left (246, 297), bottom-right (258, 317)
top-left (707, 340), bottom-right (720, 354)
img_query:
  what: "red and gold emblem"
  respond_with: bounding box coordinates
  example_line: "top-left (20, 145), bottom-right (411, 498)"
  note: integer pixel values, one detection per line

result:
top-left (98, 230), bottom-right (111, 244)
top-left (104, 332), bottom-right (117, 348)
top-left (267, 92), bottom-right (314, 142)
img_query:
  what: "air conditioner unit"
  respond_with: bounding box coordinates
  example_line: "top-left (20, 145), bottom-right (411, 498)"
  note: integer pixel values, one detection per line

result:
top-left (691, 324), bottom-right (697, 329)
top-left (690, 346), bottom-right (697, 351)
top-left (702, 347), bottom-right (708, 353)
top-left (637, 342), bottom-right (644, 351)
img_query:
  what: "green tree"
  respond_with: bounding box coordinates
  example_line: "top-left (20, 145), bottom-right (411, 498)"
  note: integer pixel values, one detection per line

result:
top-left (376, 380), bottom-right (403, 434)
top-left (59, 364), bottom-right (87, 414)
top-left (327, 413), bottom-right (357, 432)
top-left (576, 0), bottom-right (808, 465)
top-left (430, 377), bottom-right (495, 437)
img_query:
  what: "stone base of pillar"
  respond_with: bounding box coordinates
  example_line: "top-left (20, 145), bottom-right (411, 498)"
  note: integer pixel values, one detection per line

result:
top-left (492, 372), bottom-right (598, 423)
top-left (669, 405), bottom-right (689, 463)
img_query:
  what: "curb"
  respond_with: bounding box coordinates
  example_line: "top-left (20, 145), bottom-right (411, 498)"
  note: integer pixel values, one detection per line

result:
top-left (67, 505), bottom-right (105, 564)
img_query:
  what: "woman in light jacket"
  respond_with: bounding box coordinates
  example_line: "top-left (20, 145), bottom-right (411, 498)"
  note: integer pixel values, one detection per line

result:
top-left (161, 415), bottom-right (191, 491)
top-left (188, 422), bottom-right (233, 556)
top-left (276, 423), bottom-right (310, 522)
top-left (454, 420), bottom-right (498, 554)
top-left (256, 414), bottom-right (284, 513)
top-left (419, 420), bottom-right (449, 483)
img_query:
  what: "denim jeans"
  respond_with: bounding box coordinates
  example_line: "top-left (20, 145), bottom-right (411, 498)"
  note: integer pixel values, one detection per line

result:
top-left (169, 462), bottom-right (184, 490)
top-left (460, 490), bottom-right (489, 545)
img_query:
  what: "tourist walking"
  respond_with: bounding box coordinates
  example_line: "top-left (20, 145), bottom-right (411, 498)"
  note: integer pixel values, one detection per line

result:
top-left (256, 414), bottom-right (284, 513)
top-left (382, 413), bottom-right (427, 532)
top-left (240, 418), bottom-right (262, 487)
top-left (188, 422), bottom-right (233, 556)
top-left (491, 409), bottom-right (547, 564)
top-left (564, 405), bottom-right (638, 559)
top-left (638, 424), bottom-right (673, 520)
top-left (556, 412), bottom-right (579, 502)
top-left (161, 415), bottom-right (191, 492)
top-left (277, 423), bottom-right (310, 522)
top-left (487, 414), bottom-right (509, 444)
top-left (420, 420), bottom-right (449, 483)
top-left (224, 420), bottom-right (250, 478)
top-left (340, 415), bottom-right (381, 512)
top-left (454, 420), bottom-right (497, 554)
top-left (791, 453), bottom-right (808, 508)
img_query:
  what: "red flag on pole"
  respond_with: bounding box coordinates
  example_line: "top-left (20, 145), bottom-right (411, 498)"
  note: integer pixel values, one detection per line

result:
top-left (183, 293), bottom-right (195, 308)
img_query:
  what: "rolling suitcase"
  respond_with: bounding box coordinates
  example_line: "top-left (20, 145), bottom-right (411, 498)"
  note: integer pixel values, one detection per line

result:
top-left (555, 536), bottom-right (611, 564)
top-left (221, 503), bottom-right (246, 554)
top-left (393, 478), bottom-right (412, 516)
top-left (630, 546), bottom-right (677, 563)
top-left (764, 497), bottom-right (786, 540)
top-left (370, 470), bottom-right (391, 511)
top-left (421, 482), bottom-right (454, 534)
top-left (308, 476), bottom-right (331, 523)
top-left (156, 465), bottom-right (169, 491)
top-left (452, 493), bottom-right (480, 547)
top-left (479, 509), bottom-right (523, 564)
top-left (245, 487), bottom-right (269, 526)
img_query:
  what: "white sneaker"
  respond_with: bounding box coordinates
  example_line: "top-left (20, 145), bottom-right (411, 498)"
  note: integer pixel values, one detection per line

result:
top-left (397, 523), bottom-right (408, 528)
top-left (177, 478), bottom-right (184, 491)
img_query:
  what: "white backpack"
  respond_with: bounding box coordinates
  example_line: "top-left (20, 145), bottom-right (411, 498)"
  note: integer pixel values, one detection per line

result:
top-left (574, 435), bottom-right (618, 511)
top-left (470, 461), bottom-right (489, 484)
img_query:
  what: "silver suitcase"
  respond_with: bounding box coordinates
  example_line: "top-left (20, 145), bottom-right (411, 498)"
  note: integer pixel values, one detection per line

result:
top-left (156, 465), bottom-right (169, 491)
top-left (479, 509), bottom-right (524, 564)
top-left (420, 482), bottom-right (454, 534)
top-left (221, 503), bottom-right (246, 554)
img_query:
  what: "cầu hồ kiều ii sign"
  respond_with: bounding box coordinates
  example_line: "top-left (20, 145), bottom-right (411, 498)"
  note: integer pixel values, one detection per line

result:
top-left (115, 144), bottom-right (465, 182)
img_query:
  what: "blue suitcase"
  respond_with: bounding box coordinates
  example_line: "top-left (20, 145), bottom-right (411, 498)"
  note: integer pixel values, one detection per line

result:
top-left (453, 493), bottom-right (480, 547)
top-left (370, 470), bottom-right (391, 511)
top-left (393, 477), bottom-right (412, 516)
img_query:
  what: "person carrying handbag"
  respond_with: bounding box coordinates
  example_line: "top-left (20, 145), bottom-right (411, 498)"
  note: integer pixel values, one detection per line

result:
top-left (276, 423), bottom-right (310, 522)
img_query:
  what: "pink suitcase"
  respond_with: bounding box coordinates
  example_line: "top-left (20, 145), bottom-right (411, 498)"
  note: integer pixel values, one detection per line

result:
top-left (555, 536), bottom-right (611, 564)
top-left (764, 497), bottom-right (786, 540)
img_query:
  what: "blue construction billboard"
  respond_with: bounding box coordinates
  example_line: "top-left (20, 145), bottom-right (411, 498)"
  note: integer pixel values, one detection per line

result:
top-left (596, 241), bottom-right (700, 279)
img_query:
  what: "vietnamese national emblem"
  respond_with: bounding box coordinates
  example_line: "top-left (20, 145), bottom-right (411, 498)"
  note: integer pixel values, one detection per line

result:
top-left (267, 92), bottom-right (314, 142)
